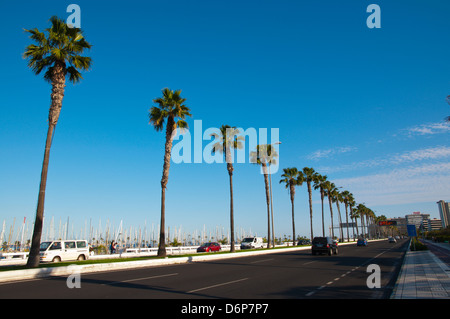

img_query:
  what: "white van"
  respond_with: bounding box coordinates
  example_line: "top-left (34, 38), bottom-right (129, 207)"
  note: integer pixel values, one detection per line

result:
top-left (39, 240), bottom-right (90, 262)
top-left (240, 237), bottom-right (264, 249)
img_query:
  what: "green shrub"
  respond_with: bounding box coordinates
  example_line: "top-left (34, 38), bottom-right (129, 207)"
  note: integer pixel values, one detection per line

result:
top-left (410, 237), bottom-right (428, 251)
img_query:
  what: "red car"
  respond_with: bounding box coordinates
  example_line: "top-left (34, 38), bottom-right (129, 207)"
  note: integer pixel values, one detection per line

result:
top-left (197, 242), bottom-right (221, 253)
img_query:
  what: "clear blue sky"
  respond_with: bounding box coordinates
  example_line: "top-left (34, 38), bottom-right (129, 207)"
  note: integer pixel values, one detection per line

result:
top-left (1, 0), bottom-right (449, 242)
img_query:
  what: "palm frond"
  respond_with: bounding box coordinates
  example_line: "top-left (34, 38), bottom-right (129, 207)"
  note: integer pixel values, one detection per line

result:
top-left (175, 119), bottom-right (189, 133)
top-left (66, 66), bottom-right (83, 83)
top-left (23, 16), bottom-right (92, 84)
top-left (149, 106), bottom-right (166, 131)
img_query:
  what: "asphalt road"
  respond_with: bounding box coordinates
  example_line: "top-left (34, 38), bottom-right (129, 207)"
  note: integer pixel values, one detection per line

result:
top-left (0, 239), bottom-right (408, 300)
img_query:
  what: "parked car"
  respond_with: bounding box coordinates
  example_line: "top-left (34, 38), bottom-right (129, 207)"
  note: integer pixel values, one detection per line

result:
top-left (297, 239), bottom-right (310, 246)
top-left (240, 237), bottom-right (264, 249)
top-left (388, 237), bottom-right (397, 243)
top-left (197, 242), bottom-right (221, 253)
top-left (311, 237), bottom-right (338, 256)
top-left (39, 240), bottom-right (90, 262)
top-left (357, 238), bottom-right (368, 246)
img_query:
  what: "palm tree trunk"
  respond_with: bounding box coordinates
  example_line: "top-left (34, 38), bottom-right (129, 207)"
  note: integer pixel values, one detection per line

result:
top-left (344, 203), bottom-right (350, 242)
top-left (262, 163), bottom-right (271, 248)
top-left (158, 117), bottom-right (175, 257)
top-left (320, 190), bottom-right (325, 236)
top-left (336, 202), bottom-right (343, 240)
top-left (328, 196), bottom-right (334, 239)
top-left (26, 123), bottom-right (55, 268)
top-left (228, 163), bottom-right (235, 253)
top-left (290, 184), bottom-right (296, 245)
top-left (307, 182), bottom-right (313, 242)
top-left (158, 187), bottom-right (166, 256)
top-left (27, 63), bottom-right (65, 268)
top-left (361, 215), bottom-right (366, 238)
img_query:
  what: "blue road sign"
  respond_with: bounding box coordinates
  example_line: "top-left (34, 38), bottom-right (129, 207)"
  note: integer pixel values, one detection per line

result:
top-left (407, 224), bottom-right (417, 237)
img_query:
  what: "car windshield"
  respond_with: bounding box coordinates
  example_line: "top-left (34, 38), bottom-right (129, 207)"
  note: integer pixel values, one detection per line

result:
top-left (39, 241), bottom-right (52, 251)
top-left (242, 238), bottom-right (253, 242)
top-left (201, 243), bottom-right (211, 247)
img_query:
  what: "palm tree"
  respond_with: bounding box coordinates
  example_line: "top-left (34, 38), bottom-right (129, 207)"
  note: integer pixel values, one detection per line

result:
top-left (23, 16), bottom-right (92, 268)
top-left (333, 190), bottom-right (344, 241)
top-left (302, 167), bottom-right (316, 241)
top-left (350, 206), bottom-right (360, 237)
top-left (279, 168), bottom-right (304, 244)
top-left (323, 181), bottom-right (336, 239)
top-left (149, 88), bottom-right (192, 257)
top-left (348, 197), bottom-right (357, 238)
top-left (341, 190), bottom-right (353, 242)
top-left (313, 174), bottom-right (328, 236)
top-left (365, 208), bottom-right (375, 239)
top-left (357, 204), bottom-right (367, 237)
top-left (211, 125), bottom-right (244, 252)
top-left (250, 144), bottom-right (278, 248)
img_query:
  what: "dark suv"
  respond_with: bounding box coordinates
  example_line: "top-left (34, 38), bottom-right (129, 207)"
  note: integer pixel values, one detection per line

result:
top-left (311, 237), bottom-right (338, 256)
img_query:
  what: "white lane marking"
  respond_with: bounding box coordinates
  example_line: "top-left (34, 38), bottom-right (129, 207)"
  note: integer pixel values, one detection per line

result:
top-left (250, 258), bottom-right (274, 264)
top-left (187, 278), bottom-right (248, 294)
top-left (102, 273), bottom-right (178, 285)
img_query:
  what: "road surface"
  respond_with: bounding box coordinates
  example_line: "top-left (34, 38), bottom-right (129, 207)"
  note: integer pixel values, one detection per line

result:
top-left (0, 239), bottom-right (408, 300)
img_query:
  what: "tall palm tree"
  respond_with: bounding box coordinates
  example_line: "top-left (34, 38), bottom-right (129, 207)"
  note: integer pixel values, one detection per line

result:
top-left (333, 190), bottom-right (344, 241)
top-left (250, 144), bottom-right (278, 248)
top-left (357, 204), bottom-right (367, 237)
top-left (211, 125), bottom-right (244, 252)
top-left (350, 206), bottom-right (360, 237)
top-left (365, 208), bottom-right (375, 239)
top-left (23, 16), bottom-right (92, 268)
top-left (348, 197), bottom-right (357, 238)
top-left (324, 181), bottom-right (336, 239)
top-left (313, 174), bottom-right (328, 236)
top-left (149, 88), bottom-right (191, 257)
top-left (341, 190), bottom-right (353, 242)
top-left (279, 167), bottom-right (304, 244)
top-left (302, 167), bottom-right (316, 241)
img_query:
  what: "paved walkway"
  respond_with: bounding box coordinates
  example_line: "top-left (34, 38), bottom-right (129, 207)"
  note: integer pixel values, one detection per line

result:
top-left (391, 239), bottom-right (450, 299)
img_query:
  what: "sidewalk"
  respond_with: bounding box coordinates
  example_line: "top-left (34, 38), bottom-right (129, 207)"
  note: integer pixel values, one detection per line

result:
top-left (391, 240), bottom-right (450, 299)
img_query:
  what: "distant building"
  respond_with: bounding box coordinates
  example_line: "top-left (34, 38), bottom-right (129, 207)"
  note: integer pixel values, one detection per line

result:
top-left (406, 212), bottom-right (430, 231)
top-left (437, 200), bottom-right (450, 229)
top-left (387, 217), bottom-right (407, 235)
top-left (428, 218), bottom-right (443, 231)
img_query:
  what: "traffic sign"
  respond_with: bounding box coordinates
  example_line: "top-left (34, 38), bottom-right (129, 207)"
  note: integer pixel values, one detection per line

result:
top-left (407, 224), bottom-right (417, 237)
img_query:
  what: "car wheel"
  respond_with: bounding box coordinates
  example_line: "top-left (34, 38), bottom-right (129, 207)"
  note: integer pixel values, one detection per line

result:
top-left (77, 254), bottom-right (86, 261)
top-left (328, 249), bottom-right (332, 256)
top-left (52, 256), bottom-right (61, 262)
top-left (334, 248), bottom-right (338, 255)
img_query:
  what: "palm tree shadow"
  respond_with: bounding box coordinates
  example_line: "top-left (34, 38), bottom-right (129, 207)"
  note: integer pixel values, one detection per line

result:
top-left (46, 275), bottom-right (223, 299)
